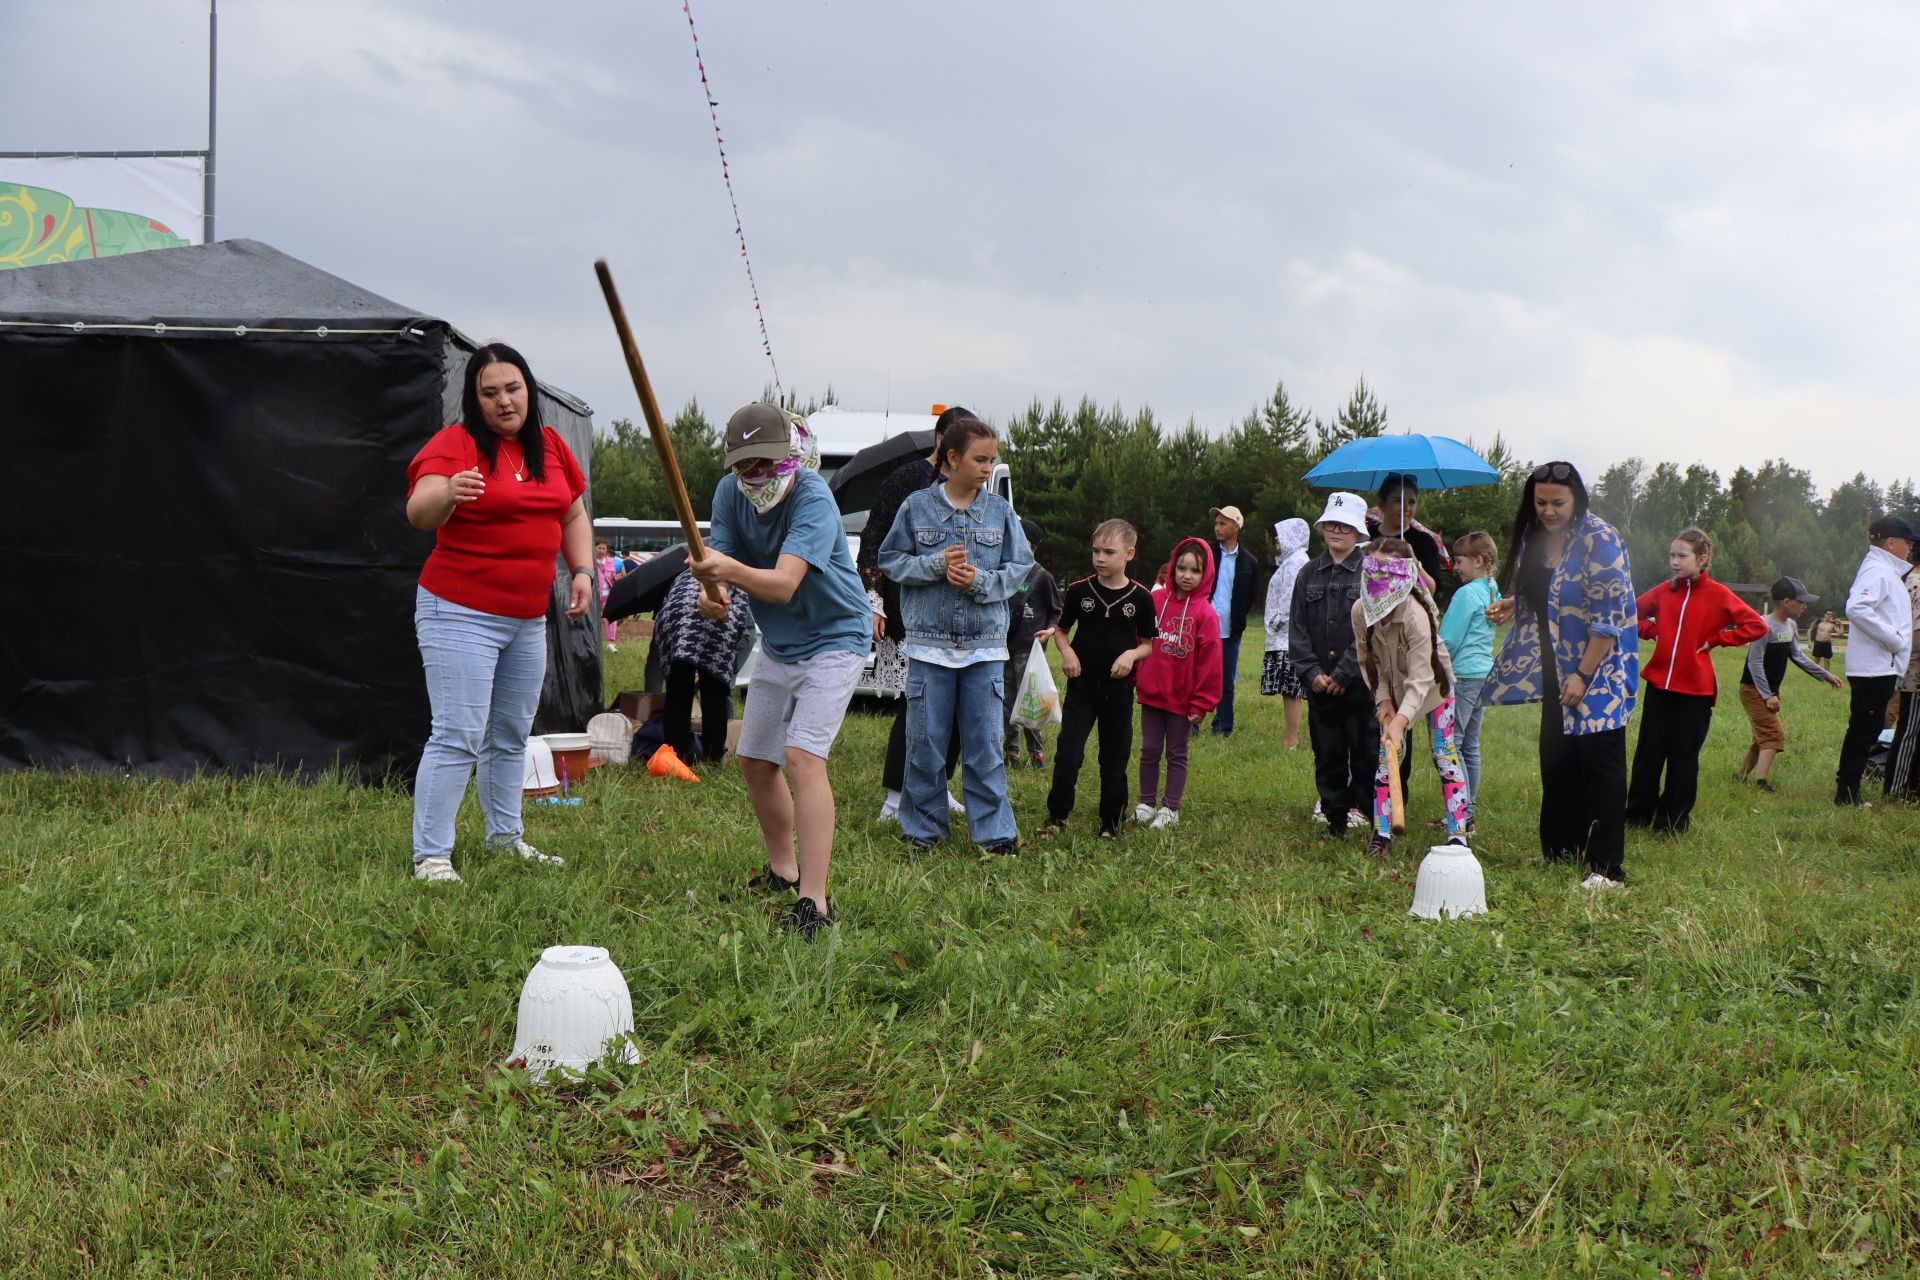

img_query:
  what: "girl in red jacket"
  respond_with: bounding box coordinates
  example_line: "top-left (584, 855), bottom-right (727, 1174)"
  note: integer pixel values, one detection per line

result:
top-left (1626, 527), bottom-right (1766, 833)
top-left (1135, 538), bottom-right (1224, 830)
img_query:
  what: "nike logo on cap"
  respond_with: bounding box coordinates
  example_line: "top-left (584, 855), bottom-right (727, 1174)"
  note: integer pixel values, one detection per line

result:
top-left (742, 426), bottom-right (763, 439)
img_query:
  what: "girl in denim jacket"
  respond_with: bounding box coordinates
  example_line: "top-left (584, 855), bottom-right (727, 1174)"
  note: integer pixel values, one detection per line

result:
top-left (878, 421), bottom-right (1034, 853)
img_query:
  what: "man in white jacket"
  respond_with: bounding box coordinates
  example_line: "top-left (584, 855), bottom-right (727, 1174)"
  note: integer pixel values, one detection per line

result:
top-left (1836, 514), bottom-right (1917, 805)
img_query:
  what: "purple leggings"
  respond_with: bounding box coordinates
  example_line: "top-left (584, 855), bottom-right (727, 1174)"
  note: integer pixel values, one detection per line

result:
top-left (1139, 706), bottom-right (1193, 810)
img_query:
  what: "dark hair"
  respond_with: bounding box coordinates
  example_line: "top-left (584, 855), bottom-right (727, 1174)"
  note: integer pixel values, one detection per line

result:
top-left (933, 405), bottom-right (977, 441)
top-left (1173, 543), bottom-right (1207, 572)
top-left (1497, 461), bottom-right (1589, 594)
top-left (940, 419), bottom-right (997, 470)
top-left (1020, 518), bottom-right (1043, 545)
top-left (1378, 474), bottom-right (1419, 504)
top-left (460, 342), bottom-right (547, 483)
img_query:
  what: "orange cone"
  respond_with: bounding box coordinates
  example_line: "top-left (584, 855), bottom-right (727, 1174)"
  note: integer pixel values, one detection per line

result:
top-left (646, 744), bottom-right (701, 782)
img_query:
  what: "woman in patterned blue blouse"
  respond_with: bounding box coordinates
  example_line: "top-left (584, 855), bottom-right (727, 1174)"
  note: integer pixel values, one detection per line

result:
top-left (1485, 462), bottom-right (1638, 889)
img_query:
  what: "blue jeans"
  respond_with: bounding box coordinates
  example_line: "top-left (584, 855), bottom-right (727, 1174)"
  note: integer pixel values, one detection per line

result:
top-left (1451, 675), bottom-right (1488, 809)
top-left (1210, 632), bottom-right (1243, 734)
top-left (903, 657), bottom-right (1016, 845)
top-left (412, 586), bottom-right (547, 863)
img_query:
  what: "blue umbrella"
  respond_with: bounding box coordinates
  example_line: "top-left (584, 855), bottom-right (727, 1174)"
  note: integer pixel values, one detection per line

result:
top-left (1303, 434), bottom-right (1499, 491)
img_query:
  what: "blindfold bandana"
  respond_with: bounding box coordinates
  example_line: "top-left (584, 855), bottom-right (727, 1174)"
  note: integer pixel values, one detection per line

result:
top-left (1360, 554), bottom-right (1418, 628)
top-left (734, 414), bottom-right (820, 514)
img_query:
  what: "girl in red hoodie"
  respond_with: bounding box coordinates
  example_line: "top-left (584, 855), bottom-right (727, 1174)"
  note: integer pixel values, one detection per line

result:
top-left (1626, 526), bottom-right (1766, 833)
top-left (1135, 538), bottom-right (1224, 829)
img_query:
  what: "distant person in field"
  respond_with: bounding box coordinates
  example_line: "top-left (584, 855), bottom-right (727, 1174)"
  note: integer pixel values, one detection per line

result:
top-left (1438, 531), bottom-right (1501, 826)
top-left (595, 539), bottom-right (622, 650)
top-left (1039, 519), bottom-right (1157, 839)
top-left (689, 404), bottom-right (871, 940)
top-left (1624, 527), bottom-right (1766, 835)
top-left (1261, 517), bottom-right (1312, 750)
top-left (1205, 504), bottom-right (1260, 737)
top-left (1735, 576), bottom-right (1844, 793)
top-left (1835, 515), bottom-right (1916, 806)
top-left (651, 567), bottom-right (752, 764)
top-left (1486, 461), bottom-right (1637, 889)
top-left (1810, 610), bottom-right (1838, 670)
top-left (1003, 519), bottom-right (1062, 768)
top-left (1352, 536), bottom-right (1471, 854)
top-left (1881, 536), bottom-right (1920, 801)
top-left (878, 419), bottom-right (1033, 855)
top-left (404, 342), bottom-right (590, 885)
top-left (1135, 537), bottom-right (1224, 830)
top-left (860, 408), bottom-right (970, 824)
top-left (1290, 492), bottom-right (1375, 837)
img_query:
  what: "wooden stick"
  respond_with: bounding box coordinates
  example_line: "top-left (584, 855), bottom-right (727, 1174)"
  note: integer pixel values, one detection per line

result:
top-left (1385, 734), bottom-right (1407, 835)
top-left (594, 259), bottom-right (723, 603)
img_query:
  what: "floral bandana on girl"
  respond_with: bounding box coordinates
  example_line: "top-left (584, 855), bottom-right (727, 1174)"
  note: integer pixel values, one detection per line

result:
top-left (1360, 553), bottom-right (1418, 628)
top-left (734, 413), bottom-right (820, 514)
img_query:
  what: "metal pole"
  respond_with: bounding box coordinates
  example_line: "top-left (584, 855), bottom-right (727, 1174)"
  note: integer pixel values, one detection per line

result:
top-left (204, 0), bottom-right (217, 244)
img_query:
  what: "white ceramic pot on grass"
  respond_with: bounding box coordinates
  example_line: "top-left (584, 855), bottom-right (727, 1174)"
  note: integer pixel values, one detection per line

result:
top-left (510, 945), bottom-right (641, 1082)
top-left (1408, 844), bottom-right (1487, 920)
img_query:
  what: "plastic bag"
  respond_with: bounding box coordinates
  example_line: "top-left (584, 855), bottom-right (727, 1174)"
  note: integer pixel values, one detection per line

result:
top-left (1011, 639), bottom-right (1063, 731)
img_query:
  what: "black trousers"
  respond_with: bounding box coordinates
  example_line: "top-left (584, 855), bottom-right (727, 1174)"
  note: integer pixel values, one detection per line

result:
top-left (1539, 701), bottom-right (1627, 880)
top-left (883, 695), bottom-right (958, 793)
top-left (1837, 674), bottom-right (1898, 804)
top-left (1625, 684), bottom-right (1715, 833)
top-left (663, 661), bottom-right (733, 762)
top-left (1046, 675), bottom-right (1135, 830)
top-left (1306, 683), bottom-right (1378, 830)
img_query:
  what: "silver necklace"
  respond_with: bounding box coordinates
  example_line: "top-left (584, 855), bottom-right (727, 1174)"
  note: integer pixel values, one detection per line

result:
top-left (1088, 580), bottom-right (1130, 617)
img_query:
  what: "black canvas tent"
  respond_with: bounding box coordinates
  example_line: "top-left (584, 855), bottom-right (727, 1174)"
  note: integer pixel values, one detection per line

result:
top-left (0, 238), bottom-right (602, 781)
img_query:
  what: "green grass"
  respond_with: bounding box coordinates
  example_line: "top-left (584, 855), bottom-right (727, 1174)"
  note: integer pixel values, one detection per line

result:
top-left (4, 641), bottom-right (1919, 1278)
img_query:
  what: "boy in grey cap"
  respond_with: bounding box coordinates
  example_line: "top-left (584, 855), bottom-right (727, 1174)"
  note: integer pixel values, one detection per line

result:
top-left (1735, 576), bottom-right (1844, 792)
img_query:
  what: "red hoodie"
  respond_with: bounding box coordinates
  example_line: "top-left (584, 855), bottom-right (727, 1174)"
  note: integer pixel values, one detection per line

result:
top-left (1635, 574), bottom-right (1767, 697)
top-left (1137, 537), bottom-right (1225, 717)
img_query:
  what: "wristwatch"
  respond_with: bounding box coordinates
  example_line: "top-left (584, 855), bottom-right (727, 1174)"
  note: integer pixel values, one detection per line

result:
top-left (570, 565), bottom-right (592, 579)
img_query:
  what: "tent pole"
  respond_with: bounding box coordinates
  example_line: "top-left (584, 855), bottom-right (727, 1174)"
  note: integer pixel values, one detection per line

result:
top-left (204, 0), bottom-right (217, 244)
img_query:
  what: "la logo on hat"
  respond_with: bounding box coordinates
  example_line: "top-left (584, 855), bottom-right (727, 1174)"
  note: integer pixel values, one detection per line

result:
top-left (1316, 492), bottom-right (1369, 535)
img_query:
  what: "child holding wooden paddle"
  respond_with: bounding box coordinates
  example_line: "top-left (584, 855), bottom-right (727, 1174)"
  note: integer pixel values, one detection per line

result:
top-left (1352, 537), bottom-right (1472, 855)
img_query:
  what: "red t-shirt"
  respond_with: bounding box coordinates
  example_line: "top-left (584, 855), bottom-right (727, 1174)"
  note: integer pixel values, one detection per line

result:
top-left (408, 425), bottom-right (586, 619)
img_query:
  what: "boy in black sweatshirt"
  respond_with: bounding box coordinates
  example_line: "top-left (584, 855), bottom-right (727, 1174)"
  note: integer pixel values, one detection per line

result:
top-left (1041, 519), bottom-right (1157, 838)
top-left (1288, 492), bottom-right (1375, 837)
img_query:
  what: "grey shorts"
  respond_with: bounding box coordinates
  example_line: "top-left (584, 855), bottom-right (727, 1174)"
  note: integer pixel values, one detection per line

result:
top-left (735, 648), bottom-right (866, 763)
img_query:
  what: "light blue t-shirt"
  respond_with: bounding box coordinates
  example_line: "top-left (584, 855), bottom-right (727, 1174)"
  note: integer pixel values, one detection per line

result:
top-left (706, 470), bottom-right (871, 664)
top-left (1212, 545), bottom-right (1238, 638)
top-left (1439, 577), bottom-right (1498, 679)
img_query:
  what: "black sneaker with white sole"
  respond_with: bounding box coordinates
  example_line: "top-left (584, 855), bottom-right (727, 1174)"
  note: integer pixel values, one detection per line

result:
top-left (784, 896), bottom-right (835, 940)
top-left (746, 864), bottom-right (799, 896)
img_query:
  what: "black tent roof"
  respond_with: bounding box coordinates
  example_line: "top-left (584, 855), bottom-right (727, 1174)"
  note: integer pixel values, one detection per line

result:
top-left (0, 237), bottom-right (431, 330)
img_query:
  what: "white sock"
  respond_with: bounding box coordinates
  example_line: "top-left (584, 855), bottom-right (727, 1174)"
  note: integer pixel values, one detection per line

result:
top-left (881, 789), bottom-right (901, 814)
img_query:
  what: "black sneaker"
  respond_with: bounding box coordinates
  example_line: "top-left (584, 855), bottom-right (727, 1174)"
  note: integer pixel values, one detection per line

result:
top-left (745, 864), bottom-right (799, 896)
top-left (784, 896), bottom-right (835, 941)
top-left (1038, 818), bottom-right (1067, 838)
top-left (1755, 779), bottom-right (1776, 794)
top-left (981, 839), bottom-right (1019, 857)
top-left (1097, 827), bottom-right (1116, 840)
top-left (1321, 822), bottom-right (1346, 840)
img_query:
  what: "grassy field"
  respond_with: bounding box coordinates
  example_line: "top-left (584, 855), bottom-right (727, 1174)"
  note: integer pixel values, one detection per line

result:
top-left (4, 639), bottom-right (1919, 1278)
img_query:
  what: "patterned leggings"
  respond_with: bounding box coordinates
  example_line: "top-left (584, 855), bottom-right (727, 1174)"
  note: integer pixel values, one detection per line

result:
top-left (1373, 698), bottom-right (1471, 841)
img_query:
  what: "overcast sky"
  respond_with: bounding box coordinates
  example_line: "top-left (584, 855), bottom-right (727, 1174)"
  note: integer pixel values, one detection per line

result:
top-left (8, 0), bottom-right (1918, 490)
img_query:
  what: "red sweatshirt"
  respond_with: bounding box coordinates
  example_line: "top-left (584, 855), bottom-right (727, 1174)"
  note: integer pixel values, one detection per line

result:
top-left (1137, 537), bottom-right (1225, 717)
top-left (1635, 574), bottom-right (1766, 697)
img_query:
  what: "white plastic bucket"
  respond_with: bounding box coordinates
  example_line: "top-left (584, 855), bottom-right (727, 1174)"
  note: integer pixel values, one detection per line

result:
top-left (522, 737), bottom-right (559, 794)
top-left (1409, 844), bottom-right (1487, 920)
top-left (510, 945), bottom-right (641, 1082)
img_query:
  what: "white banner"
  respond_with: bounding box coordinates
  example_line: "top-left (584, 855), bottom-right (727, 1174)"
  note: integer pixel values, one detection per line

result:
top-left (1, 155), bottom-right (203, 269)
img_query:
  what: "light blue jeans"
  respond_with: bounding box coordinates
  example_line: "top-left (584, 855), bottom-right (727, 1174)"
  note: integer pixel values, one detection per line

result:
top-left (1451, 675), bottom-right (1489, 811)
top-left (412, 586), bottom-right (547, 863)
top-left (903, 657), bottom-right (1016, 845)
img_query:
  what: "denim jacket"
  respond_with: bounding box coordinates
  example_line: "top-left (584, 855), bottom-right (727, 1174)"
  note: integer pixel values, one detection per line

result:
top-left (1486, 511), bottom-right (1638, 734)
top-left (877, 484), bottom-right (1033, 648)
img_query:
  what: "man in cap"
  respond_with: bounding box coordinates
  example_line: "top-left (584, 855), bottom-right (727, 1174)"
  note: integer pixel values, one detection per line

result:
top-left (689, 403), bottom-right (873, 938)
top-left (1836, 514), bottom-right (1916, 805)
top-left (1735, 576), bottom-right (1844, 793)
top-left (1206, 503), bottom-right (1262, 736)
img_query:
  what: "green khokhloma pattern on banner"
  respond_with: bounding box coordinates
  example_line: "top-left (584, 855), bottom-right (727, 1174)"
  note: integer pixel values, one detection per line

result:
top-left (0, 180), bottom-right (189, 270)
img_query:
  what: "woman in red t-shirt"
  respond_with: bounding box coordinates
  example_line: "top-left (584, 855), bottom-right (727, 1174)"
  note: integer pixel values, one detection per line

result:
top-left (403, 343), bottom-right (593, 884)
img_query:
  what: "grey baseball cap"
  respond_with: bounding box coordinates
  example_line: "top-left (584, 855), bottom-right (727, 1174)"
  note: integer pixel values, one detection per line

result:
top-left (724, 403), bottom-right (794, 468)
top-left (1769, 575), bottom-right (1818, 603)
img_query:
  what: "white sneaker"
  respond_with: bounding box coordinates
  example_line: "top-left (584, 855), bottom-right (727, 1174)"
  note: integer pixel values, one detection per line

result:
top-left (1149, 807), bottom-right (1179, 830)
top-left (1579, 873), bottom-right (1622, 891)
top-left (947, 791), bottom-right (966, 815)
top-left (1311, 799), bottom-right (1325, 820)
top-left (413, 857), bottom-right (462, 884)
top-left (500, 839), bottom-right (563, 866)
top-left (1133, 803), bottom-right (1156, 823)
top-left (1346, 809), bottom-right (1367, 829)
top-left (877, 799), bottom-right (901, 824)
top-left (607, 643), bottom-right (619, 653)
